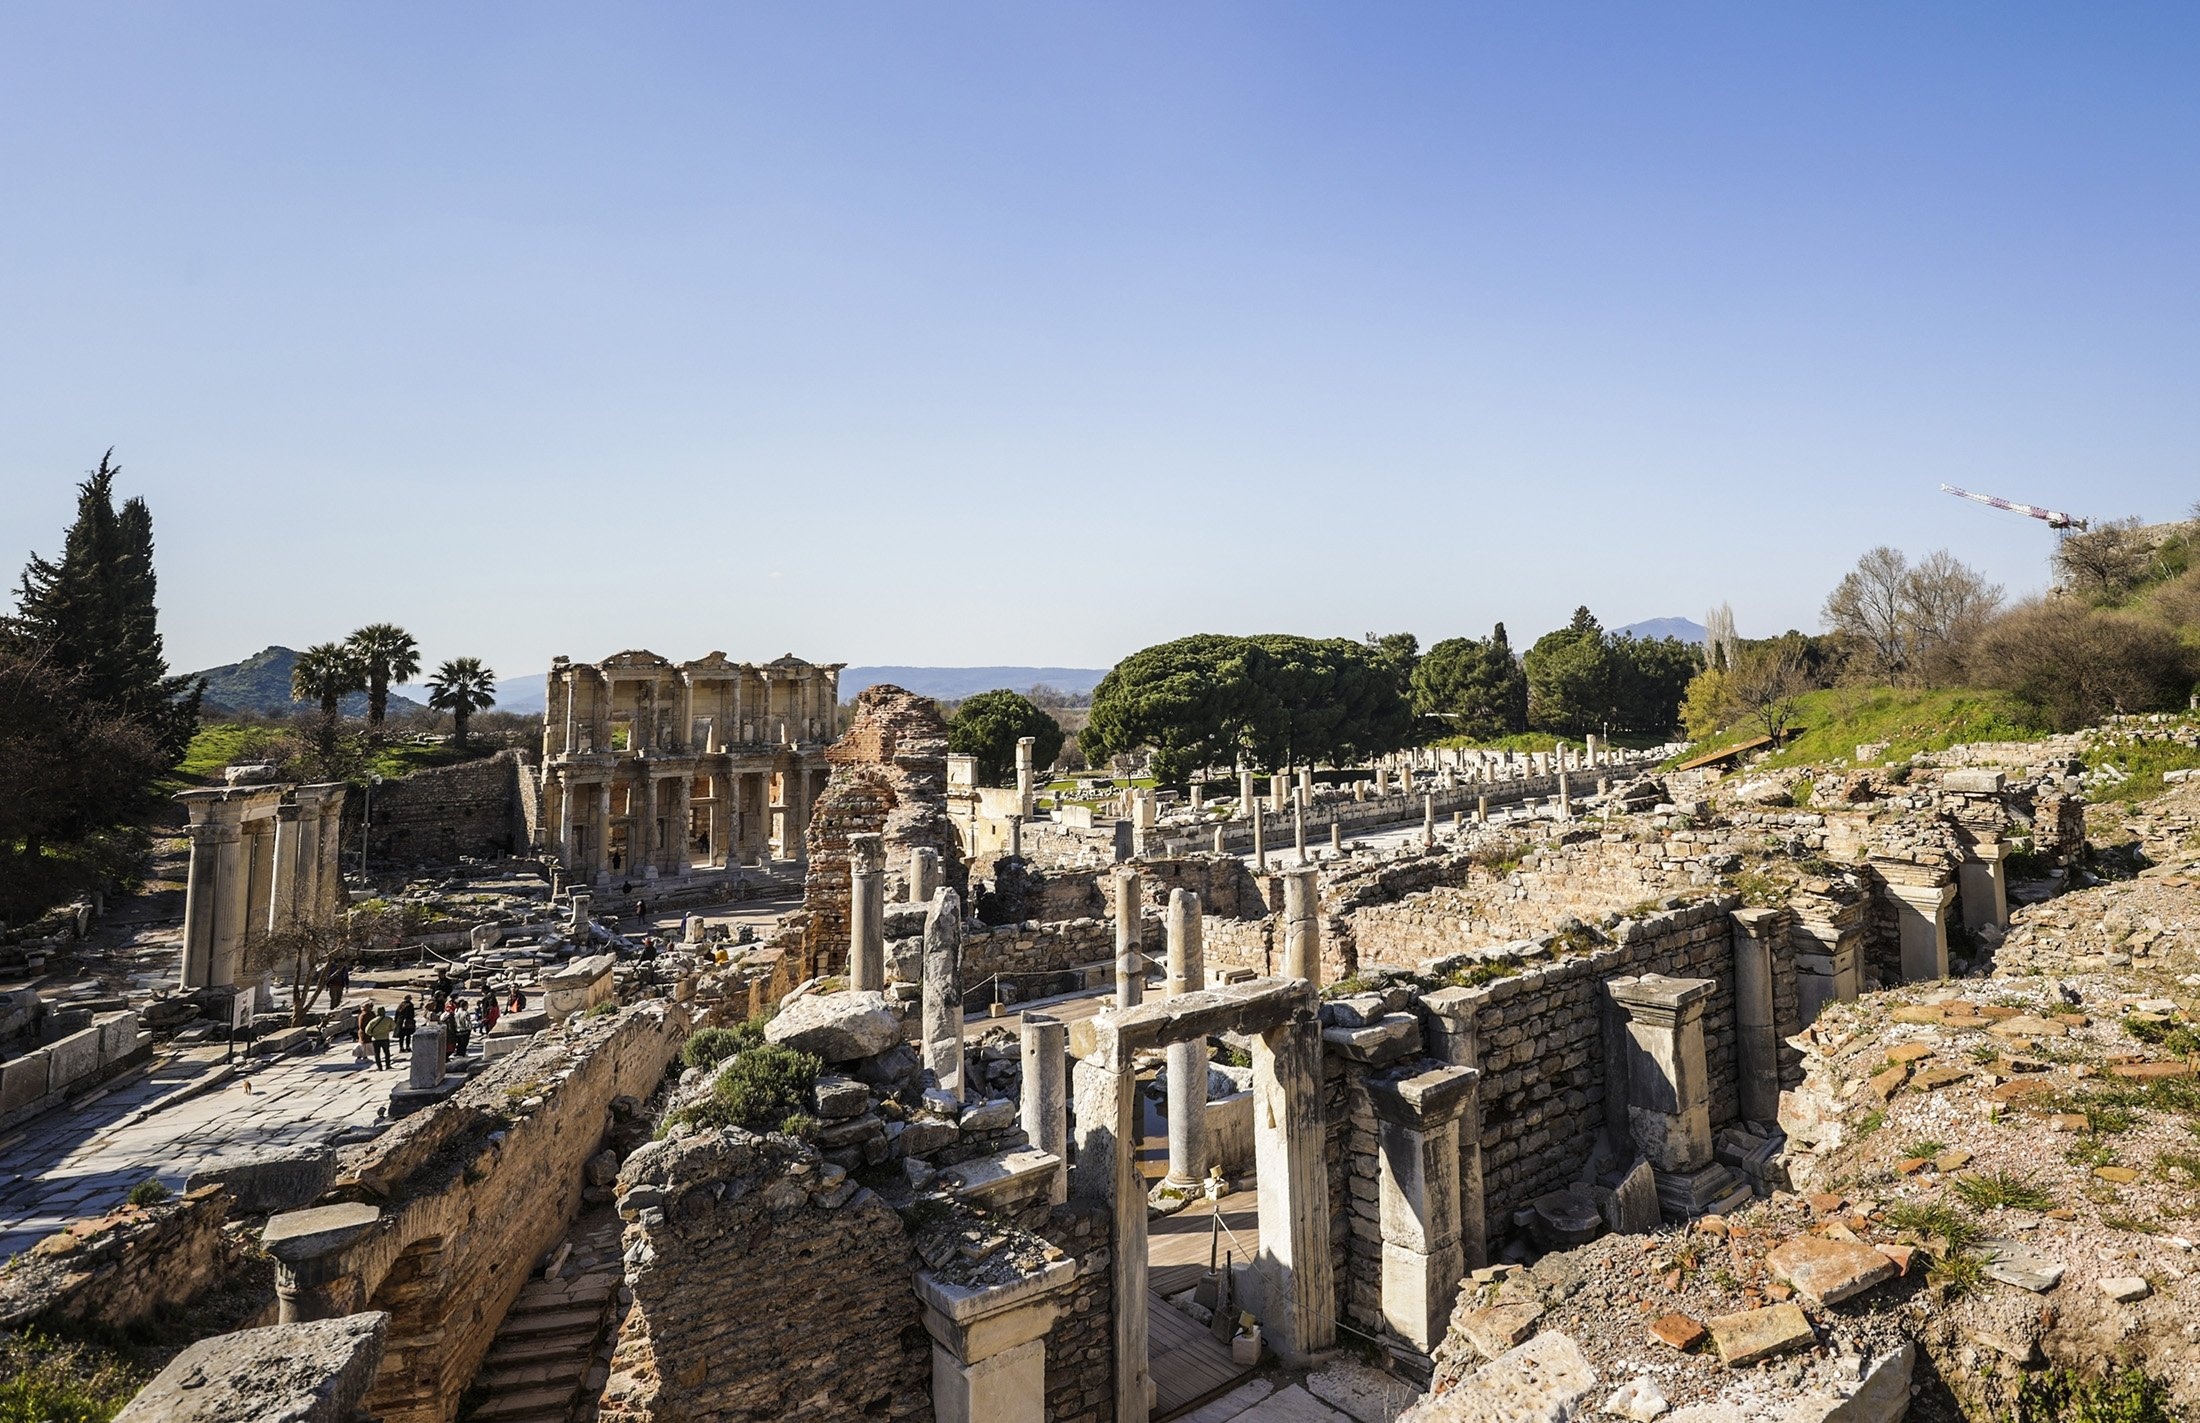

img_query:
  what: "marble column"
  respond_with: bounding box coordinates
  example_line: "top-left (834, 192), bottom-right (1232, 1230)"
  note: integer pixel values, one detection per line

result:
top-left (594, 782), bottom-right (613, 879)
top-left (922, 888), bottom-right (965, 1104)
top-left (1282, 868), bottom-right (1320, 988)
top-left (1422, 793), bottom-right (1435, 849)
top-left (1251, 1005), bottom-right (1336, 1364)
top-left (266, 802), bottom-right (302, 936)
top-left (1113, 870), bottom-right (1144, 1007)
top-left (1417, 986), bottom-right (1487, 1268)
top-left (1238, 767), bottom-right (1256, 821)
top-left (179, 807), bottom-right (240, 989)
top-left (709, 769), bottom-right (732, 867)
top-left (638, 774), bottom-right (660, 881)
top-left (911, 846), bottom-right (942, 904)
top-left (1163, 890), bottom-right (1207, 1189)
top-left (1252, 809), bottom-right (1267, 873)
top-left (1020, 1012), bottom-right (1069, 1205)
top-left (1330, 822), bottom-right (1342, 855)
top-left (1293, 804), bottom-right (1307, 863)
top-left (1368, 1066), bottom-right (1480, 1353)
top-left (849, 833), bottom-right (886, 991)
top-left (1730, 908), bottom-right (1782, 1125)
top-left (1015, 736), bottom-right (1037, 816)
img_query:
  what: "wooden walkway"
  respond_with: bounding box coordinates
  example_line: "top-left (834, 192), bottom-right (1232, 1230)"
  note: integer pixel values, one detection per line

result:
top-left (1149, 1190), bottom-right (1264, 1420)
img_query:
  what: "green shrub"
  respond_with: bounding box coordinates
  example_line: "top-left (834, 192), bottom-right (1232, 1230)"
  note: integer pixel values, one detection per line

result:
top-left (0, 1332), bottom-right (143, 1423)
top-left (124, 1178), bottom-right (171, 1208)
top-left (1882, 1199), bottom-right (1979, 1252)
top-left (665, 1043), bottom-right (823, 1136)
top-left (2016, 1365), bottom-right (2176, 1423)
top-left (680, 1023), bottom-right (761, 1071)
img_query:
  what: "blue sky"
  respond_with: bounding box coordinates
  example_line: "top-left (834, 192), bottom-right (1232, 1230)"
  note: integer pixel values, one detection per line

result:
top-left (3, 5), bottom-right (2195, 688)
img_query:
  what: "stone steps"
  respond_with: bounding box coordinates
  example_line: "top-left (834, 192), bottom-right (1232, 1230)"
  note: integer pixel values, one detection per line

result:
top-left (463, 1214), bottom-right (627, 1423)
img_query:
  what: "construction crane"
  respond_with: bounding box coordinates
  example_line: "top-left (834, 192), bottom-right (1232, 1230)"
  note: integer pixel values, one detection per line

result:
top-left (1940, 484), bottom-right (2091, 534)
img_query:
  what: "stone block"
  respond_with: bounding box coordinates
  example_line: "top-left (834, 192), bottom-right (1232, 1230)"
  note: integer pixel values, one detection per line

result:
top-left (766, 991), bottom-right (902, 1062)
top-left (45, 1027), bottom-right (100, 1092)
top-left (1400, 1330), bottom-right (1595, 1423)
top-left (1459, 1302), bottom-right (1544, 1360)
top-left (94, 1010), bottom-right (141, 1064)
top-left (1764, 1236), bottom-right (1898, 1306)
top-left (0, 1049), bottom-right (51, 1114)
top-left (114, 1313), bottom-right (388, 1423)
top-left (188, 1145), bottom-right (338, 1215)
top-left (1942, 769), bottom-right (2005, 794)
top-left (1602, 1160), bottom-right (1660, 1235)
top-left (1706, 1302), bottom-right (1814, 1366)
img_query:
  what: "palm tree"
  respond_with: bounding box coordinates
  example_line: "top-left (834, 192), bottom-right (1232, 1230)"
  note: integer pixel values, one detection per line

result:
top-left (427, 658), bottom-right (497, 748)
top-left (346, 624), bottom-right (420, 729)
top-left (290, 643), bottom-right (365, 718)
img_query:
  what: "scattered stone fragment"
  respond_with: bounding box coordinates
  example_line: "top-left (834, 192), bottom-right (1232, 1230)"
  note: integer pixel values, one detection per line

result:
top-left (1707, 1302), bottom-right (1815, 1366)
top-left (1764, 1236), bottom-right (1899, 1306)
top-left (1648, 1313), bottom-right (1706, 1352)
top-left (1980, 1240), bottom-right (2065, 1293)
top-left (1461, 1303), bottom-right (1545, 1360)
top-left (1934, 1149), bottom-right (1972, 1172)
top-left (1912, 1065), bottom-right (1970, 1091)
top-left (2099, 1276), bottom-right (2152, 1303)
top-left (2093, 1166), bottom-right (2139, 1184)
top-left (1603, 1377), bottom-right (1669, 1422)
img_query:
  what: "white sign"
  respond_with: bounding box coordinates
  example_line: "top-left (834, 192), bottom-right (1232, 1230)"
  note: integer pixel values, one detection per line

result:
top-left (231, 992), bottom-right (253, 1032)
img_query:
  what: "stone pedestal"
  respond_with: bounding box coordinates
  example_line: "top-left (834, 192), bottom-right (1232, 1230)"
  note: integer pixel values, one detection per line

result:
top-left (1729, 908), bottom-right (1782, 1125)
top-left (1608, 974), bottom-right (1730, 1217)
top-left (1163, 891), bottom-right (1208, 1188)
top-left (1958, 840), bottom-right (2009, 932)
top-left (1251, 1005), bottom-right (1336, 1364)
top-left (923, 889), bottom-right (965, 1104)
top-left (1367, 1066), bottom-right (1480, 1352)
top-left (848, 833), bottom-right (887, 991)
top-left (917, 1258), bottom-right (1077, 1423)
top-left (1887, 879), bottom-right (1956, 982)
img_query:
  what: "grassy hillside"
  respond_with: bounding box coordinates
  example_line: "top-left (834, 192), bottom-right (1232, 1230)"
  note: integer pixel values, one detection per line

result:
top-left (1674, 687), bottom-right (2050, 770)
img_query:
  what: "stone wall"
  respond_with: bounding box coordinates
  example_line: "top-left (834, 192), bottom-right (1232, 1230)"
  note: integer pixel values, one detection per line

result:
top-left (944, 918), bottom-right (1115, 1003)
top-left (1463, 900), bottom-right (1748, 1238)
top-left (0, 1009), bottom-right (146, 1133)
top-left (303, 1001), bottom-right (689, 1423)
top-left (601, 1131), bottom-right (933, 1423)
top-left (800, 686), bottom-right (966, 983)
top-left (358, 750), bottom-right (533, 866)
top-left (0, 1182), bottom-right (245, 1333)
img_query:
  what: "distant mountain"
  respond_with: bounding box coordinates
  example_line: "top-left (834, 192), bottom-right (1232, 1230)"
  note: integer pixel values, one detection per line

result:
top-left (188, 646), bottom-right (426, 718)
top-left (1611, 617), bottom-right (1707, 644)
top-left (841, 666), bottom-right (1110, 702)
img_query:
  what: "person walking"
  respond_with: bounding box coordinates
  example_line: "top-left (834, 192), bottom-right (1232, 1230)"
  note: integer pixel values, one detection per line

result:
top-left (439, 1003), bottom-right (460, 1066)
top-left (481, 993), bottom-right (500, 1034)
top-left (327, 964), bottom-right (350, 1010)
top-left (353, 999), bottom-right (374, 1066)
top-left (366, 1006), bottom-right (395, 1070)
top-left (394, 995), bottom-right (417, 1051)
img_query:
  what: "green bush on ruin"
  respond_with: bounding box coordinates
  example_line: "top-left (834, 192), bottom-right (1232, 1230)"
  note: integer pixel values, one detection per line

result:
top-left (680, 1023), bottom-right (762, 1071)
top-left (664, 1042), bottom-right (823, 1137)
top-left (124, 1178), bottom-right (170, 1208)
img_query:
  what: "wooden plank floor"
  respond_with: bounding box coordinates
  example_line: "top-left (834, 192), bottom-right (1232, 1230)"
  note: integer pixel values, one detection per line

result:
top-left (1150, 1290), bottom-right (1250, 1419)
top-left (1150, 1189), bottom-right (1264, 1420)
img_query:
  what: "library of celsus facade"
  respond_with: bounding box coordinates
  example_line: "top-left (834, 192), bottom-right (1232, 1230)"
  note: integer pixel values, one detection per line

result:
top-left (539, 650), bottom-right (844, 882)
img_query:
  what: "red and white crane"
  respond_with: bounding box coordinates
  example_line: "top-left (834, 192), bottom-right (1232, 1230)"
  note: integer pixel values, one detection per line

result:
top-left (1939, 483), bottom-right (2091, 533)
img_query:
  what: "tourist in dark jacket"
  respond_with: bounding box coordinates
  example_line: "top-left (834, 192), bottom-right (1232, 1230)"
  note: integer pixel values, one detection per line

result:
top-left (394, 996), bottom-right (417, 1050)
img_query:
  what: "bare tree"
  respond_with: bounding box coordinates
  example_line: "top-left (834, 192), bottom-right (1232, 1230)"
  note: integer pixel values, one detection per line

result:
top-left (1904, 548), bottom-right (2003, 680)
top-left (1730, 641), bottom-right (1808, 745)
top-left (1822, 546), bottom-right (1911, 675)
top-left (1822, 546), bottom-right (2001, 683)
top-left (2053, 517), bottom-right (2156, 603)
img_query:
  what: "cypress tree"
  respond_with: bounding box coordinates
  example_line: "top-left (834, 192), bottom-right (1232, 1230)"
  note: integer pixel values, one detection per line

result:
top-left (6, 450), bottom-right (201, 762)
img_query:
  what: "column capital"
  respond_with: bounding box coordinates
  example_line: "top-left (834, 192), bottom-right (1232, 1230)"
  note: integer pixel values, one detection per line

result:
top-left (1366, 1064), bottom-right (1478, 1129)
top-left (1729, 906), bottom-right (1785, 938)
top-left (1607, 973), bottom-right (1715, 1025)
top-left (1884, 878), bottom-right (1957, 911)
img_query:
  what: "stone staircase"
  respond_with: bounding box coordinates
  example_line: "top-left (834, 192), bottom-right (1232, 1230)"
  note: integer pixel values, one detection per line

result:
top-left (464, 1215), bottom-right (624, 1423)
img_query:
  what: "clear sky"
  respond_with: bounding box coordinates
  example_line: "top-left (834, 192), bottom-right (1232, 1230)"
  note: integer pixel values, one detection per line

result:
top-left (3, 4), bottom-right (2196, 688)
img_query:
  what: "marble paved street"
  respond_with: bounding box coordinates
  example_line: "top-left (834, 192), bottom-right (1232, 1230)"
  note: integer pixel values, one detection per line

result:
top-left (0, 1039), bottom-right (397, 1258)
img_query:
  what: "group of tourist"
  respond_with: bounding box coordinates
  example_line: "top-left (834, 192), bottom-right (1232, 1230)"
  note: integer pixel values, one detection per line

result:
top-left (349, 973), bottom-right (532, 1072)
